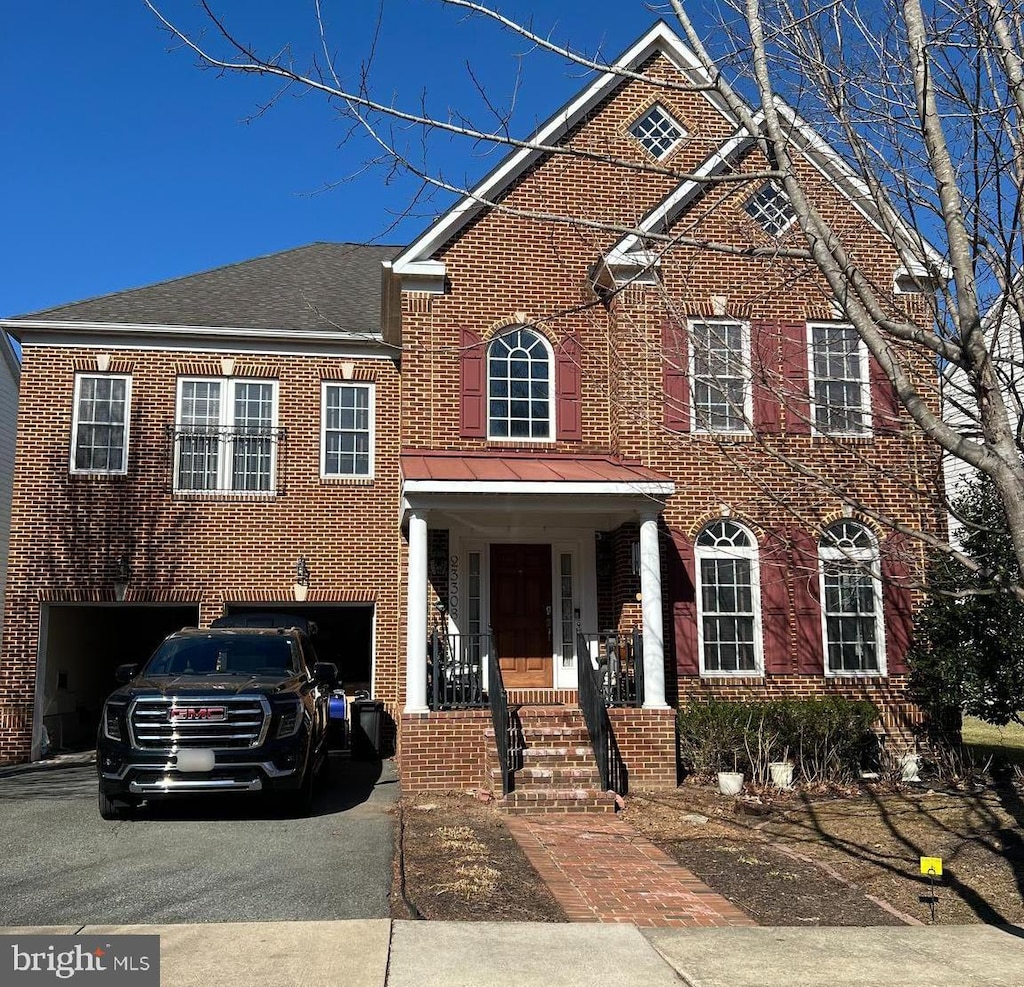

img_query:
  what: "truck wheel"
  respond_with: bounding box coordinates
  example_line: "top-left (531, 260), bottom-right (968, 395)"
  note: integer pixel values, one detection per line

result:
top-left (98, 789), bottom-right (129, 821)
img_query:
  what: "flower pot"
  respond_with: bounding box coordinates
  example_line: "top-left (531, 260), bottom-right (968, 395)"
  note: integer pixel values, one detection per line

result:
top-left (769, 761), bottom-right (794, 790)
top-left (717, 771), bottom-right (744, 796)
top-left (899, 753), bottom-right (921, 782)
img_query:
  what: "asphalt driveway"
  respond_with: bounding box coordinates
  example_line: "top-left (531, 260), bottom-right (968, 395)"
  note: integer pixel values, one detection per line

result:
top-left (0, 754), bottom-right (397, 925)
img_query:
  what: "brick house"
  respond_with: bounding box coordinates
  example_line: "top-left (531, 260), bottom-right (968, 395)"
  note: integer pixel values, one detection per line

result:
top-left (1, 23), bottom-right (940, 800)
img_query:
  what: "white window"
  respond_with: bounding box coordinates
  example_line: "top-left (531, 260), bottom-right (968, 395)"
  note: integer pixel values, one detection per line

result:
top-left (809, 324), bottom-right (871, 434)
top-left (488, 327), bottom-right (553, 440)
top-left (174, 378), bottom-right (279, 493)
top-left (689, 320), bottom-right (751, 433)
top-left (818, 521), bottom-right (885, 674)
top-left (321, 382), bottom-right (374, 478)
top-left (696, 520), bottom-right (762, 675)
top-left (71, 373), bottom-right (131, 474)
top-left (744, 181), bottom-right (796, 238)
top-left (559, 552), bottom-right (575, 667)
top-left (629, 104), bottom-right (686, 159)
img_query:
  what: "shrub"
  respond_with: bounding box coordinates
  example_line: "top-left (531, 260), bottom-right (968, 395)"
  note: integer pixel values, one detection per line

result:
top-left (677, 697), bottom-right (881, 786)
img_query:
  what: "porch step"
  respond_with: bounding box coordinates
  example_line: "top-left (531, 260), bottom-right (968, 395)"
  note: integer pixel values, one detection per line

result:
top-left (489, 764), bottom-right (602, 790)
top-left (498, 788), bottom-right (617, 815)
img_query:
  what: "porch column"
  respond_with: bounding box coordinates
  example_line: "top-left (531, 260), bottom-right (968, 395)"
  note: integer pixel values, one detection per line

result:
top-left (404, 510), bottom-right (429, 713)
top-left (639, 512), bottom-right (668, 709)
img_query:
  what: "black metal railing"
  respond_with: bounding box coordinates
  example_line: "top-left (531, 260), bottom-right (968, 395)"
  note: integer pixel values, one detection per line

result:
top-left (576, 630), bottom-right (628, 795)
top-left (487, 637), bottom-right (513, 796)
top-left (166, 423), bottom-right (287, 494)
top-left (428, 629), bottom-right (488, 709)
top-left (579, 628), bottom-right (645, 707)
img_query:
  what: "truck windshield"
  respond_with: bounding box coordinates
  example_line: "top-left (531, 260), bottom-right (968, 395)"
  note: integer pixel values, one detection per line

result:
top-left (143, 635), bottom-right (301, 676)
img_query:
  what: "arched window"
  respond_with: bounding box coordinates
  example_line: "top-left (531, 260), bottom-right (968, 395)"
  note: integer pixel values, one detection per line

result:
top-left (488, 328), bottom-right (552, 440)
top-left (695, 520), bottom-right (762, 674)
top-left (818, 521), bottom-right (885, 674)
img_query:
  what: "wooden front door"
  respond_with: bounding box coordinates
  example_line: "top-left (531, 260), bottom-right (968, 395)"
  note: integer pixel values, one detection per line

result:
top-left (490, 543), bottom-right (552, 688)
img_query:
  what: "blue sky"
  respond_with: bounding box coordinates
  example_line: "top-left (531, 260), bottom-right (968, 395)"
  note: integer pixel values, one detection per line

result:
top-left (1, 1), bottom-right (717, 317)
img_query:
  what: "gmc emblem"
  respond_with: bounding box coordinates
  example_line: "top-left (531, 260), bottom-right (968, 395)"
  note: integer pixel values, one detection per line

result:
top-left (169, 706), bottom-right (227, 722)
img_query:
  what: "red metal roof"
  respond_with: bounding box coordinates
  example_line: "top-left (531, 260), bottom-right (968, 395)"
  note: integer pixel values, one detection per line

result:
top-left (400, 449), bottom-right (673, 485)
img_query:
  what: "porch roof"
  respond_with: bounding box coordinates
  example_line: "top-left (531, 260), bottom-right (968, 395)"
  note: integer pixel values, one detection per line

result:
top-left (401, 449), bottom-right (675, 497)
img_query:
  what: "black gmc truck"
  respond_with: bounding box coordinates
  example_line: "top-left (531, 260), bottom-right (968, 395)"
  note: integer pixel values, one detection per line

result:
top-left (96, 624), bottom-right (337, 819)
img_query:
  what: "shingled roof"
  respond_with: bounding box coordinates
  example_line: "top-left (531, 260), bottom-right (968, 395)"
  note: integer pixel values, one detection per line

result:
top-left (12, 242), bottom-right (401, 334)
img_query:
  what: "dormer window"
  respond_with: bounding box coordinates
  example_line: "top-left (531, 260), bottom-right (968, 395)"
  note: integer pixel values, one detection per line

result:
top-left (628, 104), bottom-right (686, 159)
top-left (744, 181), bottom-right (796, 238)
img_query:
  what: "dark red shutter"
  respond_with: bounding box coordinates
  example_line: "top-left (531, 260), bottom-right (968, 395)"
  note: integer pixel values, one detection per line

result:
top-left (789, 527), bottom-right (825, 675)
top-left (752, 320), bottom-right (782, 433)
top-left (459, 328), bottom-right (486, 438)
top-left (869, 356), bottom-right (902, 434)
top-left (781, 321), bottom-right (811, 435)
top-left (666, 529), bottom-right (699, 676)
top-left (881, 533), bottom-right (914, 675)
top-left (555, 333), bottom-right (582, 441)
top-left (760, 529), bottom-right (791, 674)
top-left (663, 322), bottom-right (691, 432)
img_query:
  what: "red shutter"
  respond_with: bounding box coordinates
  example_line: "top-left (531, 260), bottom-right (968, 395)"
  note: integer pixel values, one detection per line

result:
top-left (781, 321), bottom-right (811, 435)
top-left (789, 527), bottom-right (825, 675)
top-left (752, 320), bottom-right (782, 433)
top-left (663, 322), bottom-right (691, 432)
top-left (666, 529), bottom-right (699, 676)
top-left (760, 530), bottom-right (792, 674)
top-left (459, 328), bottom-right (486, 438)
top-left (555, 333), bottom-right (582, 441)
top-left (881, 533), bottom-right (914, 675)
top-left (869, 356), bottom-right (902, 434)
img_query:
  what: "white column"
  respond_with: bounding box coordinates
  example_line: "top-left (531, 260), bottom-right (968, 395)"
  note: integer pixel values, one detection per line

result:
top-left (639, 512), bottom-right (668, 709)
top-left (404, 510), bottom-right (429, 713)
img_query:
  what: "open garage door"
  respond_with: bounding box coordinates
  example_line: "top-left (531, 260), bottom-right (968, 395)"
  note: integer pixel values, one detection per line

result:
top-left (224, 603), bottom-right (374, 695)
top-left (37, 603), bottom-right (199, 755)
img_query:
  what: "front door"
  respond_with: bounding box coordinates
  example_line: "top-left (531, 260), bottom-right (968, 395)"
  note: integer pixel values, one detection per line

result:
top-left (490, 543), bottom-right (552, 688)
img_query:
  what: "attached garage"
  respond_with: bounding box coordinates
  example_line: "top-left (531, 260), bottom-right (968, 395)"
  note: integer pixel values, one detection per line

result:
top-left (35, 603), bottom-right (199, 755)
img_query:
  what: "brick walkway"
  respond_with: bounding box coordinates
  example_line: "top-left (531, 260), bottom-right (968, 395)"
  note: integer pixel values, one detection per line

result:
top-left (504, 814), bottom-right (756, 928)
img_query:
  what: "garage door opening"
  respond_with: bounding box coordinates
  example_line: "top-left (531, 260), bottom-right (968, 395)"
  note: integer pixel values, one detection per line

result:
top-left (224, 603), bottom-right (374, 695)
top-left (37, 603), bottom-right (199, 756)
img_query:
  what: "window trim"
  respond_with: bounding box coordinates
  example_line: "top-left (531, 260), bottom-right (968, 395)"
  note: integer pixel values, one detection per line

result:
top-left (743, 181), bottom-right (797, 238)
top-left (486, 326), bottom-right (556, 443)
top-left (628, 102), bottom-right (687, 160)
top-left (320, 380), bottom-right (376, 480)
top-left (688, 318), bottom-right (752, 434)
top-left (817, 522), bottom-right (887, 677)
top-left (695, 520), bottom-right (764, 677)
top-left (807, 322), bottom-right (872, 437)
top-left (70, 372), bottom-right (132, 476)
top-left (173, 376), bottom-right (280, 495)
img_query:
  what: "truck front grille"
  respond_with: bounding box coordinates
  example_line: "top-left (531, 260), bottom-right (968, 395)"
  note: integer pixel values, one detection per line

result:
top-left (129, 696), bottom-right (271, 750)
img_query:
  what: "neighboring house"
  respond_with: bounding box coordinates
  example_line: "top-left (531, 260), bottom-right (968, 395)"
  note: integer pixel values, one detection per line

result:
top-left (0, 23), bottom-right (942, 799)
top-left (0, 330), bottom-right (20, 644)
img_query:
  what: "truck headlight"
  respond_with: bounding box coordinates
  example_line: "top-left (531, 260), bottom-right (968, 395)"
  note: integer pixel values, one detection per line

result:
top-left (103, 703), bottom-right (126, 742)
top-left (276, 701), bottom-right (303, 738)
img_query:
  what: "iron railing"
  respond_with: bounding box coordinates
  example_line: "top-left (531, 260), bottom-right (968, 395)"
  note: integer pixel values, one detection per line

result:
top-left (429, 629), bottom-right (487, 709)
top-left (487, 637), bottom-right (513, 796)
top-left (576, 630), bottom-right (628, 795)
top-left (579, 629), bottom-right (644, 707)
top-left (166, 423), bottom-right (287, 495)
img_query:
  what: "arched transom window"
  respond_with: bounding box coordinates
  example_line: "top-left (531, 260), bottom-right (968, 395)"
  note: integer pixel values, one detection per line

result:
top-left (818, 521), bottom-right (884, 674)
top-left (488, 327), bottom-right (552, 440)
top-left (695, 520), bottom-right (762, 675)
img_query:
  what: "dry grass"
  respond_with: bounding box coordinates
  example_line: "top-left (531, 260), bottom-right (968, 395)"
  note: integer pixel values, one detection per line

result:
top-left (961, 716), bottom-right (1024, 766)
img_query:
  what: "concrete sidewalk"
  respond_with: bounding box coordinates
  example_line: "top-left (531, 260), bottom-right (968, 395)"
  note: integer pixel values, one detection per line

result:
top-left (4, 921), bottom-right (1023, 986)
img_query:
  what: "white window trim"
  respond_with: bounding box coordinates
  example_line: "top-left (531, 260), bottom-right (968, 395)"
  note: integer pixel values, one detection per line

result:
top-left (688, 319), bottom-right (753, 434)
top-left (695, 522), bottom-right (764, 677)
top-left (320, 380), bottom-right (376, 480)
top-left (552, 543), bottom-right (582, 672)
top-left (628, 102), bottom-right (687, 160)
top-left (818, 528), bottom-right (887, 677)
top-left (70, 372), bottom-right (132, 475)
top-left (744, 181), bottom-right (798, 238)
top-left (807, 322), bottom-right (872, 437)
top-left (173, 376), bottom-right (280, 495)
top-left (486, 328), bottom-right (556, 443)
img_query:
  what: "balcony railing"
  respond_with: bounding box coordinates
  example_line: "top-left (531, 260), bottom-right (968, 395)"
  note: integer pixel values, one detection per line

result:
top-left (166, 424), bottom-right (286, 494)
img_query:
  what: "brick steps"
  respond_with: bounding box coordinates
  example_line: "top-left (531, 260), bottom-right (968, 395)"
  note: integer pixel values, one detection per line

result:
top-left (486, 705), bottom-right (612, 814)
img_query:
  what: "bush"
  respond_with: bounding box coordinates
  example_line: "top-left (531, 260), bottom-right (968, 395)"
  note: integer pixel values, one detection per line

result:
top-left (677, 697), bottom-right (881, 786)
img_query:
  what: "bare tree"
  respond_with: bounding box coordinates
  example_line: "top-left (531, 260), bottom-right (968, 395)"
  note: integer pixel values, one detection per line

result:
top-left (141, 0), bottom-right (1024, 588)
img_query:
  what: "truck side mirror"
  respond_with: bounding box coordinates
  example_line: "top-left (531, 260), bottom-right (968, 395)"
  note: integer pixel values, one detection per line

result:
top-left (115, 663), bottom-right (138, 685)
top-left (314, 662), bottom-right (339, 688)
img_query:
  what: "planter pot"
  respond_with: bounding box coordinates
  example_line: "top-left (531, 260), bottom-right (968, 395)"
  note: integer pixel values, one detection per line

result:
top-left (899, 753), bottom-right (922, 783)
top-left (717, 771), bottom-right (744, 796)
top-left (769, 761), bottom-right (794, 790)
